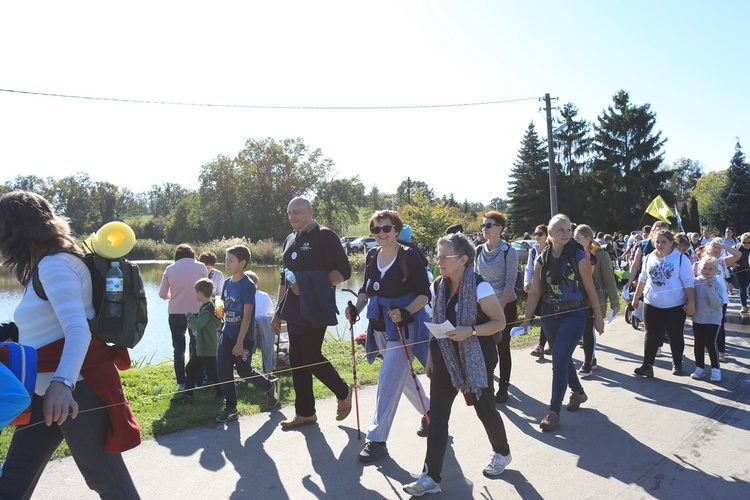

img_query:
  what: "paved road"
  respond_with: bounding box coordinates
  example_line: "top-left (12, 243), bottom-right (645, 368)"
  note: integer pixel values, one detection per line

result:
top-left (32, 300), bottom-right (750, 499)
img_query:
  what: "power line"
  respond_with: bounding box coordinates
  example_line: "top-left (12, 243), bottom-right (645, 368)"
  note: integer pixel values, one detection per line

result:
top-left (0, 88), bottom-right (540, 110)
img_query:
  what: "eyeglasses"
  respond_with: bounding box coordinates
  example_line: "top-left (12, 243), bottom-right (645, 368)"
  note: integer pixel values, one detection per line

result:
top-left (533, 232), bottom-right (545, 237)
top-left (436, 254), bottom-right (460, 262)
top-left (481, 222), bottom-right (500, 229)
top-left (370, 225), bottom-right (394, 234)
top-left (743, 241), bottom-right (750, 245)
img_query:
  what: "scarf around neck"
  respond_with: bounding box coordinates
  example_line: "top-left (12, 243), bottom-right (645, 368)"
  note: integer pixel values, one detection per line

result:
top-left (433, 266), bottom-right (487, 398)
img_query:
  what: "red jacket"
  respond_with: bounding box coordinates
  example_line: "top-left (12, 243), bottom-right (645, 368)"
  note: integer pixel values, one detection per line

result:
top-left (36, 338), bottom-right (141, 453)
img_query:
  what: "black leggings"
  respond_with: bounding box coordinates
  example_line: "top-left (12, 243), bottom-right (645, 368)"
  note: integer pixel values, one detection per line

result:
top-left (643, 304), bottom-right (686, 367)
top-left (582, 310), bottom-right (596, 365)
top-left (717, 303), bottom-right (727, 353)
top-left (693, 323), bottom-right (720, 369)
top-left (496, 300), bottom-right (517, 386)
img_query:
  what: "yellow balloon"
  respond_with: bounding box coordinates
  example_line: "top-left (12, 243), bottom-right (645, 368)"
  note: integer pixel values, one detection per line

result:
top-left (92, 221), bottom-right (136, 259)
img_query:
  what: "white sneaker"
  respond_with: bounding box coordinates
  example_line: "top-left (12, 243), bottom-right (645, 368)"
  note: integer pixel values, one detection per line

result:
top-left (656, 347), bottom-right (662, 357)
top-left (403, 473), bottom-right (441, 496)
top-left (690, 368), bottom-right (705, 380)
top-left (483, 452), bottom-right (512, 476)
top-left (710, 368), bottom-right (721, 382)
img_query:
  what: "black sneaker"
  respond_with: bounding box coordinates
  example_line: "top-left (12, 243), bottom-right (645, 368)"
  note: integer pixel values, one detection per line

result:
top-left (591, 358), bottom-right (597, 368)
top-left (266, 378), bottom-right (280, 409)
top-left (578, 363), bottom-right (593, 378)
top-left (634, 364), bottom-right (654, 378)
top-left (358, 441), bottom-right (388, 462)
top-left (495, 384), bottom-right (509, 404)
top-left (672, 364), bottom-right (684, 376)
top-left (215, 407), bottom-right (239, 423)
top-left (416, 413), bottom-right (429, 437)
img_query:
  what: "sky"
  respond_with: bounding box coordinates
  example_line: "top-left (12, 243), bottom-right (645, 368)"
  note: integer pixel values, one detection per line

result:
top-left (1, 1), bottom-right (748, 206)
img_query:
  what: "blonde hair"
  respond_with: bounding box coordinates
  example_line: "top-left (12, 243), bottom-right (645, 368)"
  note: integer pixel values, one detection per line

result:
top-left (699, 255), bottom-right (718, 272)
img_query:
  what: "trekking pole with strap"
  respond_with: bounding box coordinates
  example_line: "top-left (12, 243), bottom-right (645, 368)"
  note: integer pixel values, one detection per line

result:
top-left (389, 304), bottom-right (430, 425)
top-left (343, 290), bottom-right (362, 440)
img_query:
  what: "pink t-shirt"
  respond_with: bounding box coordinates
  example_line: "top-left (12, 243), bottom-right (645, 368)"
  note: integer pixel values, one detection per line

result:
top-left (158, 258), bottom-right (208, 314)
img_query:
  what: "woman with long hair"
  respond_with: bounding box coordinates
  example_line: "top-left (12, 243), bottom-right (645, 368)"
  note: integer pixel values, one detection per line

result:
top-left (521, 214), bottom-right (604, 432)
top-left (474, 210), bottom-right (517, 403)
top-left (573, 224), bottom-right (620, 377)
top-left (402, 233), bottom-right (511, 496)
top-left (632, 229), bottom-right (696, 377)
top-left (0, 191), bottom-right (140, 499)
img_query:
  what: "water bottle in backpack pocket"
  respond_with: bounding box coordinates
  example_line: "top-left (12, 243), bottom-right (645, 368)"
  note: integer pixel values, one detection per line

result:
top-left (104, 261), bottom-right (124, 318)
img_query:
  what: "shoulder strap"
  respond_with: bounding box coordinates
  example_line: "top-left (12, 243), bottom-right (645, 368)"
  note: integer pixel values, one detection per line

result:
top-left (31, 252), bottom-right (85, 301)
top-left (398, 244), bottom-right (409, 283)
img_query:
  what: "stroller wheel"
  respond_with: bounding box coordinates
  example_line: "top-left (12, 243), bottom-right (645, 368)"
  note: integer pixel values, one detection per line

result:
top-left (632, 316), bottom-right (641, 330)
top-left (625, 304), bottom-right (634, 325)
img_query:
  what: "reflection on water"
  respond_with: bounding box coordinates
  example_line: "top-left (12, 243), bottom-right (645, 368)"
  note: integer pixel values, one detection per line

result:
top-left (0, 262), bottom-right (366, 362)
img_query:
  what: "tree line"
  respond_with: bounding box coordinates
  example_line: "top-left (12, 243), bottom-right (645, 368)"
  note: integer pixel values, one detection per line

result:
top-left (506, 89), bottom-right (750, 236)
top-left (3, 89), bottom-right (748, 247)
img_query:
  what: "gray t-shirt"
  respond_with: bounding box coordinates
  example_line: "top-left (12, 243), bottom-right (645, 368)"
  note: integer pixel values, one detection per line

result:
top-left (475, 241), bottom-right (518, 303)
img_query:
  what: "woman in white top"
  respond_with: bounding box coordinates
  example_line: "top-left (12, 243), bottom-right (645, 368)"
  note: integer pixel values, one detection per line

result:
top-left (632, 230), bottom-right (695, 377)
top-left (0, 191), bottom-right (140, 499)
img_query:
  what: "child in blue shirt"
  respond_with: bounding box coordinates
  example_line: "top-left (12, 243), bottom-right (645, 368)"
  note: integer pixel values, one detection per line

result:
top-left (215, 245), bottom-right (279, 423)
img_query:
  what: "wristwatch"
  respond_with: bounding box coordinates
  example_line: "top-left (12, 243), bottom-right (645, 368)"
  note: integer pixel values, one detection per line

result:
top-left (471, 327), bottom-right (477, 336)
top-left (51, 376), bottom-right (76, 391)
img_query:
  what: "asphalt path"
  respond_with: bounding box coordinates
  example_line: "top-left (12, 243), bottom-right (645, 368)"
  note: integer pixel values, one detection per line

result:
top-left (32, 298), bottom-right (750, 499)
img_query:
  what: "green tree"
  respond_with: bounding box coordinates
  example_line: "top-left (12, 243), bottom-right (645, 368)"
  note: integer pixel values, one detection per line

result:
top-left (165, 192), bottom-right (208, 243)
top-left (679, 202), bottom-right (691, 232)
top-left (507, 122), bottom-right (550, 237)
top-left (716, 140), bottom-right (750, 231)
top-left (692, 170), bottom-right (727, 232)
top-left (488, 197), bottom-right (508, 212)
top-left (395, 178), bottom-right (434, 206)
top-left (198, 154), bottom-right (242, 238)
top-left (50, 173), bottom-right (97, 234)
top-left (664, 158), bottom-right (704, 201)
top-left (3, 175), bottom-right (53, 197)
top-left (587, 90), bottom-right (669, 229)
top-left (149, 182), bottom-right (189, 218)
top-left (313, 177), bottom-right (366, 235)
top-left (367, 185), bottom-right (386, 211)
top-left (92, 182), bottom-right (137, 227)
top-left (687, 196), bottom-right (700, 233)
top-left (399, 194), bottom-right (461, 248)
top-left (553, 103), bottom-right (591, 221)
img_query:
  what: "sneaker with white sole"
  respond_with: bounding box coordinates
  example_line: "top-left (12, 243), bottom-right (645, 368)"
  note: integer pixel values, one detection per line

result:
top-left (483, 451), bottom-right (512, 476)
top-left (403, 473), bottom-right (441, 497)
top-left (710, 368), bottom-right (721, 382)
top-left (358, 441), bottom-right (388, 462)
top-left (691, 368), bottom-right (705, 380)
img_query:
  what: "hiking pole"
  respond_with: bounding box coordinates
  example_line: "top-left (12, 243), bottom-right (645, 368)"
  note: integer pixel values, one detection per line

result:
top-left (389, 304), bottom-right (430, 425)
top-left (343, 288), bottom-right (362, 440)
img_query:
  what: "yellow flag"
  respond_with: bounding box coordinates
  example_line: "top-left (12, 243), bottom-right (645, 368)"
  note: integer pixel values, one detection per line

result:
top-left (645, 195), bottom-right (674, 224)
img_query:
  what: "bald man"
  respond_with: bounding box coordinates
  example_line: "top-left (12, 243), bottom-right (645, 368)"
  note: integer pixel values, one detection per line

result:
top-left (272, 197), bottom-right (353, 428)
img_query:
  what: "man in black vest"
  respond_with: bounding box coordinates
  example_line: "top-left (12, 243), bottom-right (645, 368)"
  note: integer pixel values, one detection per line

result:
top-left (272, 196), bottom-right (353, 428)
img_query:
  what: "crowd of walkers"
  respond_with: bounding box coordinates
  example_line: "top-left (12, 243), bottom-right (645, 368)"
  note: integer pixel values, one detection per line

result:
top-left (1, 187), bottom-right (748, 499)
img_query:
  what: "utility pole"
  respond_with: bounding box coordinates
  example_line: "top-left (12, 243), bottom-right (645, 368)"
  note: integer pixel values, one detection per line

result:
top-left (543, 93), bottom-right (558, 217)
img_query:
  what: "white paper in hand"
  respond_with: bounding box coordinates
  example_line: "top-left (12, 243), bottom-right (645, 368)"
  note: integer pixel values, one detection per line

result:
top-left (622, 285), bottom-right (631, 300)
top-left (509, 326), bottom-right (529, 337)
top-left (424, 321), bottom-right (455, 339)
top-left (608, 310), bottom-right (615, 324)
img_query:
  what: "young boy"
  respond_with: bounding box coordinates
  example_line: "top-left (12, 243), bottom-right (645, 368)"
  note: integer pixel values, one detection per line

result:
top-left (174, 278), bottom-right (223, 404)
top-left (246, 271), bottom-right (277, 375)
top-left (216, 245), bottom-right (279, 422)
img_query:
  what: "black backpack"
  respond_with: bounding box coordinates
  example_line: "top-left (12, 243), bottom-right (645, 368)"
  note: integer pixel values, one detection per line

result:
top-left (538, 240), bottom-right (589, 301)
top-left (33, 253), bottom-right (148, 348)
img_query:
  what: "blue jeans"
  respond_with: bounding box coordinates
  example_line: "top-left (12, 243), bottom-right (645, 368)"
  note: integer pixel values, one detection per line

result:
top-left (540, 307), bottom-right (587, 413)
top-left (169, 314), bottom-right (196, 386)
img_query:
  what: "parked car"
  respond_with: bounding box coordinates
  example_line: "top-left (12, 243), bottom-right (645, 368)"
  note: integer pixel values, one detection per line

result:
top-left (350, 237), bottom-right (377, 253)
top-left (340, 236), bottom-right (359, 254)
top-left (511, 239), bottom-right (534, 266)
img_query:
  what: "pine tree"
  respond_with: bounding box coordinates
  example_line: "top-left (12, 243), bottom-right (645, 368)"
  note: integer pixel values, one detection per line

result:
top-left (507, 122), bottom-right (550, 237)
top-left (687, 197), bottom-right (700, 233)
top-left (553, 103), bottom-right (591, 221)
top-left (587, 90), bottom-right (669, 230)
top-left (716, 140), bottom-right (750, 232)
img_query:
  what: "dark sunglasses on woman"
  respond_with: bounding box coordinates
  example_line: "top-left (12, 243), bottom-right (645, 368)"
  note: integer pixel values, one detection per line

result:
top-left (481, 222), bottom-right (500, 229)
top-left (371, 225), bottom-right (394, 234)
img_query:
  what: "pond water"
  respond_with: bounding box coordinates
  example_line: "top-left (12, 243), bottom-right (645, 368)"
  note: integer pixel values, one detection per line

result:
top-left (0, 262), bottom-right (367, 363)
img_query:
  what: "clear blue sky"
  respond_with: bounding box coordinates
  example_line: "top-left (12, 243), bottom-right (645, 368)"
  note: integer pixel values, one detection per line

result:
top-left (1, 1), bottom-right (747, 206)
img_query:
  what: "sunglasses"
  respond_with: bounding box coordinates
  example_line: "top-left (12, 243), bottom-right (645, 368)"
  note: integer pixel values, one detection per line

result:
top-left (533, 232), bottom-right (545, 237)
top-left (370, 225), bottom-right (394, 234)
top-left (481, 223), bottom-right (501, 229)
